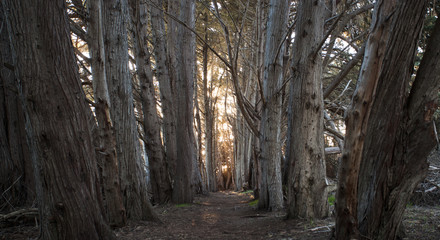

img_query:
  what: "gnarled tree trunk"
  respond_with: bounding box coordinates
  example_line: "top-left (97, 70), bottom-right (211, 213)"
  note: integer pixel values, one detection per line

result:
top-left (172, 0), bottom-right (198, 203)
top-left (0, 4), bottom-right (34, 211)
top-left (258, 0), bottom-right (288, 211)
top-left (151, 0), bottom-right (178, 182)
top-left (3, 0), bottom-right (115, 238)
top-left (102, 0), bottom-right (156, 220)
top-left (129, 0), bottom-right (172, 205)
top-left (286, 0), bottom-right (329, 219)
top-left (87, 0), bottom-right (126, 227)
top-left (335, 1), bottom-right (440, 239)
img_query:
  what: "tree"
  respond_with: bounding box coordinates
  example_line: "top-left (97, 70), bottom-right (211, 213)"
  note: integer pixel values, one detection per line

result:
top-left (286, 0), bottom-right (329, 219)
top-left (151, 0), bottom-right (179, 185)
top-left (87, 0), bottom-right (126, 227)
top-left (335, 1), bottom-right (440, 239)
top-left (201, 11), bottom-right (217, 192)
top-left (2, 0), bottom-right (115, 238)
top-left (172, 0), bottom-right (199, 203)
top-left (0, 3), bottom-right (34, 211)
top-left (257, 0), bottom-right (289, 210)
top-left (102, 0), bottom-right (156, 220)
top-left (129, 0), bottom-right (172, 205)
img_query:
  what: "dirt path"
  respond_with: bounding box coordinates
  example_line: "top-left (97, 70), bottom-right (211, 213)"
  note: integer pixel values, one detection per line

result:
top-left (115, 191), bottom-right (333, 240)
top-left (2, 191), bottom-right (439, 239)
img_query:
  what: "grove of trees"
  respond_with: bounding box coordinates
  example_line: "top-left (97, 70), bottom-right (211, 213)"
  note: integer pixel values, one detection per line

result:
top-left (1, 0), bottom-right (439, 239)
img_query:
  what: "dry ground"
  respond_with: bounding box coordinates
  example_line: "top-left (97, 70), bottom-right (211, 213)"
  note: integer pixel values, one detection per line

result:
top-left (116, 191), bottom-right (440, 240)
top-left (1, 190), bottom-right (440, 239)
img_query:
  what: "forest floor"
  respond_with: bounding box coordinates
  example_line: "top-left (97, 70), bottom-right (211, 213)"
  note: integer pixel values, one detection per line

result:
top-left (1, 190), bottom-right (440, 239)
top-left (114, 191), bottom-right (440, 240)
top-left (2, 151), bottom-right (440, 239)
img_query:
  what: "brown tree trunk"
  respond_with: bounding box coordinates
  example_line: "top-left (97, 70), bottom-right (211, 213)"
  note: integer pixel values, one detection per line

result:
top-left (152, 0), bottom-right (178, 181)
top-left (335, 1), bottom-right (440, 239)
top-left (202, 21), bottom-right (216, 192)
top-left (286, 0), bottom-right (329, 219)
top-left (0, 4), bottom-right (34, 211)
top-left (257, 0), bottom-right (288, 211)
top-left (194, 65), bottom-right (207, 191)
top-left (87, 0), bottom-right (126, 227)
top-left (3, 0), bottom-right (115, 238)
top-left (102, 0), bottom-right (157, 220)
top-left (172, 0), bottom-right (198, 203)
top-left (129, 0), bottom-right (172, 205)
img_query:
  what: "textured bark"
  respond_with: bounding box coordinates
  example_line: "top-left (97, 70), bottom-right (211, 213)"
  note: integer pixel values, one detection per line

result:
top-left (3, 0), bottom-right (115, 238)
top-left (202, 23), bottom-right (216, 192)
top-left (335, 1), bottom-right (439, 239)
top-left (172, 0), bottom-right (197, 203)
top-left (0, 4), bottom-right (34, 211)
top-left (87, 0), bottom-right (126, 227)
top-left (102, 0), bottom-right (156, 220)
top-left (257, 0), bottom-right (288, 211)
top-left (151, 0), bottom-right (178, 180)
top-left (287, 0), bottom-right (329, 219)
top-left (130, 0), bottom-right (172, 205)
top-left (194, 65), bottom-right (207, 191)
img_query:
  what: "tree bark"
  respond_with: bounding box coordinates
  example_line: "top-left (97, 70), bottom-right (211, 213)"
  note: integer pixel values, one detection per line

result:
top-left (87, 0), bottom-right (126, 227)
top-left (130, 0), bottom-right (172, 205)
top-left (287, 0), bottom-right (329, 219)
top-left (335, 1), bottom-right (440, 239)
top-left (3, 0), bottom-right (115, 238)
top-left (172, 0), bottom-right (198, 203)
top-left (102, 0), bottom-right (157, 220)
top-left (0, 4), bottom-right (34, 211)
top-left (202, 19), bottom-right (216, 192)
top-left (257, 0), bottom-right (288, 211)
top-left (151, 0), bottom-right (178, 181)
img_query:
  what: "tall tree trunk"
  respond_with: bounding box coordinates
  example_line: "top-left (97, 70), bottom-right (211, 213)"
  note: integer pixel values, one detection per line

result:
top-left (151, 0), bottom-right (178, 181)
top-left (102, 0), bottom-right (157, 220)
top-left (87, 0), bottom-right (126, 227)
top-left (129, 0), bottom-right (172, 205)
top-left (202, 21), bottom-right (216, 192)
top-left (3, 0), bottom-right (115, 238)
top-left (194, 66), bottom-right (207, 191)
top-left (287, 0), bottom-right (329, 219)
top-left (335, 1), bottom-right (439, 239)
top-left (0, 4), bottom-right (34, 211)
top-left (258, 0), bottom-right (288, 211)
top-left (172, 0), bottom-right (198, 203)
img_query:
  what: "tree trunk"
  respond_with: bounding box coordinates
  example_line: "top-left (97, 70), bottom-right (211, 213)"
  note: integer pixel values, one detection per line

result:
top-left (287, 0), bottom-right (329, 219)
top-left (257, 0), bottom-right (288, 211)
top-left (151, 0), bottom-right (178, 181)
top-left (172, 0), bottom-right (198, 203)
top-left (335, 1), bottom-right (440, 239)
top-left (102, 0), bottom-right (157, 220)
top-left (87, 0), bottom-right (126, 227)
top-left (3, 0), bottom-right (115, 238)
top-left (129, 0), bottom-right (172, 205)
top-left (202, 23), bottom-right (216, 192)
top-left (0, 4), bottom-right (34, 211)
top-left (194, 64), bottom-right (207, 191)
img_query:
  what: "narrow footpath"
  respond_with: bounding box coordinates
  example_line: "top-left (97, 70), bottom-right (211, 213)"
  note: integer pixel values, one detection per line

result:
top-left (115, 191), bottom-right (332, 240)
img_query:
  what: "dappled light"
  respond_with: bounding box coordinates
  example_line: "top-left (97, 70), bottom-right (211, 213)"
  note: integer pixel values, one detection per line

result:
top-left (1, 0), bottom-right (439, 239)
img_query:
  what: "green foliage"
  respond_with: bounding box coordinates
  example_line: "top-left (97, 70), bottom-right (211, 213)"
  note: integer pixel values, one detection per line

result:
top-left (175, 203), bottom-right (191, 208)
top-left (248, 199), bottom-right (258, 206)
top-left (328, 195), bottom-right (336, 206)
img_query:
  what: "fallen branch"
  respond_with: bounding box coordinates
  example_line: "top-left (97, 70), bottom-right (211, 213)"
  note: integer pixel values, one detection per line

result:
top-left (0, 208), bottom-right (38, 224)
top-left (310, 224), bottom-right (335, 232)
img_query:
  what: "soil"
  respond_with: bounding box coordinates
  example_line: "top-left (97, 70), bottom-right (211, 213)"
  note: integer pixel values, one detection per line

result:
top-left (116, 191), bottom-right (333, 240)
top-left (1, 190), bottom-right (440, 239)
